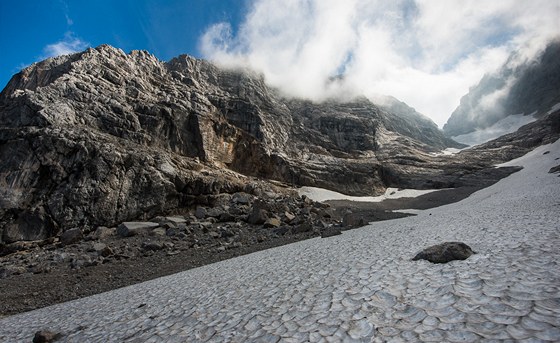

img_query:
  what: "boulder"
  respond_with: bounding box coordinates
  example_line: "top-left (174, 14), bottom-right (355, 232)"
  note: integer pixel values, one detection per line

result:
top-left (2, 208), bottom-right (57, 244)
top-left (263, 217), bottom-right (281, 228)
top-left (208, 231), bottom-right (221, 239)
top-left (33, 330), bottom-right (62, 343)
top-left (195, 207), bottom-right (207, 219)
top-left (141, 241), bottom-right (164, 251)
top-left (206, 207), bottom-right (226, 218)
top-left (161, 222), bottom-right (177, 230)
top-left (321, 227), bottom-right (342, 238)
top-left (92, 243), bottom-right (113, 257)
top-left (272, 226), bottom-right (290, 236)
top-left (198, 221), bottom-right (214, 229)
top-left (151, 227), bottom-right (167, 236)
top-left (59, 228), bottom-right (83, 246)
top-left (218, 212), bottom-right (236, 222)
top-left (232, 192), bottom-right (252, 205)
top-left (165, 227), bottom-right (180, 236)
top-left (247, 208), bottom-right (268, 225)
top-left (116, 222), bottom-right (160, 237)
top-left (0, 265), bottom-right (27, 278)
top-left (163, 216), bottom-right (187, 224)
top-left (301, 195), bottom-right (313, 205)
top-left (0, 240), bottom-right (44, 257)
top-left (315, 208), bottom-right (333, 218)
top-left (412, 242), bottom-right (475, 263)
top-left (70, 255), bottom-right (97, 269)
top-left (91, 226), bottom-right (115, 240)
top-left (342, 213), bottom-right (365, 227)
top-left (284, 211), bottom-right (296, 222)
top-left (292, 222), bottom-right (313, 234)
top-left (218, 227), bottom-right (234, 238)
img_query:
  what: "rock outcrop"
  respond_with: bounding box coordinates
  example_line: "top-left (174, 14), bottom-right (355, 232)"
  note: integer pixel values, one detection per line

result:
top-left (0, 44), bottom-right (460, 242)
top-left (1, 44), bottom-right (558, 243)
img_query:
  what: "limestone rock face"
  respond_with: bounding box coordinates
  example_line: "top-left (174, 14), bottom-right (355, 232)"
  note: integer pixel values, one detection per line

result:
top-left (1, 44), bottom-right (556, 243)
top-left (375, 95), bottom-right (463, 149)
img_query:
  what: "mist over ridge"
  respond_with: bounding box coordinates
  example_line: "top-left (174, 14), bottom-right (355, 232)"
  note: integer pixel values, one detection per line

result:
top-left (444, 39), bottom-right (560, 138)
top-left (200, 0), bottom-right (559, 127)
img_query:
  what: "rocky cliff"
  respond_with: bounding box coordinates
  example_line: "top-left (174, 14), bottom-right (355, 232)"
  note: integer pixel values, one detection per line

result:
top-left (443, 40), bottom-right (560, 137)
top-left (1, 44), bottom-right (554, 244)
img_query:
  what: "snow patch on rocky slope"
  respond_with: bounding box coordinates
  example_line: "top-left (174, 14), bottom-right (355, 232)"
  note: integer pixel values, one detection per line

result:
top-left (452, 112), bottom-right (537, 146)
top-left (298, 186), bottom-right (439, 203)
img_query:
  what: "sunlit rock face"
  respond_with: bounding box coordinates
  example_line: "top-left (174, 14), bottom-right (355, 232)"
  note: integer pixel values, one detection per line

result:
top-left (1, 44), bottom-right (557, 242)
top-left (443, 40), bottom-right (560, 139)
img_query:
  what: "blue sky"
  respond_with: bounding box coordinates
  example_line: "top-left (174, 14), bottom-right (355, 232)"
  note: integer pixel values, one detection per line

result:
top-left (0, 0), bottom-right (245, 89)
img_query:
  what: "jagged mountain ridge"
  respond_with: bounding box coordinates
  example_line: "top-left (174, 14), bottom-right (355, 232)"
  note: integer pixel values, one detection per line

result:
top-left (0, 44), bottom-right (535, 242)
top-left (374, 95), bottom-right (462, 148)
top-left (444, 40), bottom-right (560, 137)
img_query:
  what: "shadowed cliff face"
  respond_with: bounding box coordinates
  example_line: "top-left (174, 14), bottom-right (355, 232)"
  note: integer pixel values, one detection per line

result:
top-left (1, 44), bottom-right (556, 243)
top-left (443, 40), bottom-right (560, 137)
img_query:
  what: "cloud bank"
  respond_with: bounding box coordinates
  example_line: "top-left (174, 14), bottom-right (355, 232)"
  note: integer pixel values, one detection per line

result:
top-left (200, 0), bottom-right (559, 127)
top-left (43, 32), bottom-right (89, 59)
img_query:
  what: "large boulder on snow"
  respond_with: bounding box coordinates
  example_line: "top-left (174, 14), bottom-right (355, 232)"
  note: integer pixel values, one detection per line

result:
top-left (412, 242), bottom-right (475, 263)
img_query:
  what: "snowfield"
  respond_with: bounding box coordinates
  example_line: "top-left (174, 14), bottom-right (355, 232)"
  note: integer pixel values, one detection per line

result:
top-left (299, 186), bottom-right (440, 203)
top-left (430, 147), bottom-right (463, 157)
top-left (1, 140), bottom-right (559, 342)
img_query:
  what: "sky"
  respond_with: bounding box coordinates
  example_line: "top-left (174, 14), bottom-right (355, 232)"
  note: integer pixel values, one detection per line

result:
top-left (1, 1), bottom-right (558, 127)
top-left (0, 0), bottom-right (246, 88)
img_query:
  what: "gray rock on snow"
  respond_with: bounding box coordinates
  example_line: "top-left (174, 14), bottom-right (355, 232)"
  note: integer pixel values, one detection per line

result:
top-left (412, 241), bottom-right (475, 263)
top-left (33, 330), bottom-right (62, 343)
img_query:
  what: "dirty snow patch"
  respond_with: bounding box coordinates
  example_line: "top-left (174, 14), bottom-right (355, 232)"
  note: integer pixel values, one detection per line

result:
top-left (430, 147), bottom-right (462, 156)
top-left (547, 102), bottom-right (560, 114)
top-left (298, 187), bottom-right (439, 203)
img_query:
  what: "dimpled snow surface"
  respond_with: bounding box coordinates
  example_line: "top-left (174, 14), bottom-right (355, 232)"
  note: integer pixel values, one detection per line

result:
top-left (1, 140), bottom-right (559, 342)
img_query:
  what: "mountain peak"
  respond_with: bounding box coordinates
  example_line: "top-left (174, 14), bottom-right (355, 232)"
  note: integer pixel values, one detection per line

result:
top-left (0, 44), bottom-right (485, 240)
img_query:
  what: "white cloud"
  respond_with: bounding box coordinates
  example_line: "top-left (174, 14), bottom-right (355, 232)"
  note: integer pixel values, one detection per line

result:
top-left (478, 77), bottom-right (515, 112)
top-left (200, 0), bottom-right (559, 127)
top-left (42, 32), bottom-right (89, 58)
top-left (65, 14), bottom-right (74, 26)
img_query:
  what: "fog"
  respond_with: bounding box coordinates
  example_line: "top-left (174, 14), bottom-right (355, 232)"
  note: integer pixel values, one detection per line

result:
top-left (200, 0), bottom-right (559, 127)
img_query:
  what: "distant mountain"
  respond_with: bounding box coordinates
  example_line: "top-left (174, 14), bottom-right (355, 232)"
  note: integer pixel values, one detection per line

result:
top-left (372, 95), bottom-right (463, 148)
top-left (443, 40), bottom-right (560, 140)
